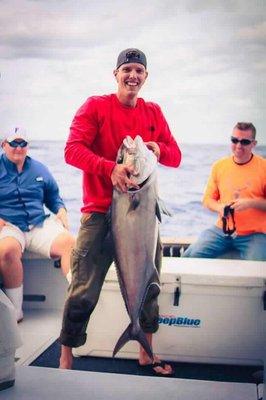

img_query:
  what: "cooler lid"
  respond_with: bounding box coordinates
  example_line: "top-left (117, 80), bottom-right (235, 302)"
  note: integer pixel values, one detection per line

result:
top-left (105, 259), bottom-right (265, 288)
top-left (160, 257), bottom-right (266, 287)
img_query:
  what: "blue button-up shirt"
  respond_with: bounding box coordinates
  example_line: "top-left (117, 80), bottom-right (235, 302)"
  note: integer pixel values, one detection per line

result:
top-left (0, 154), bottom-right (65, 231)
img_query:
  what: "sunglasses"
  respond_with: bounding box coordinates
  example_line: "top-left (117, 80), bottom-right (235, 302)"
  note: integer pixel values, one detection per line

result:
top-left (222, 204), bottom-right (236, 237)
top-left (231, 136), bottom-right (253, 146)
top-left (8, 140), bottom-right (28, 148)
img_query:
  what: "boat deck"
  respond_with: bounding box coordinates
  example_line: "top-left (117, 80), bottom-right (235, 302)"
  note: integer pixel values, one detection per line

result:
top-left (11, 303), bottom-right (263, 399)
top-left (15, 309), bottom-right (62, 367)
top-left (1, 249), bottom-right (265, 399)
top-left (0, 365), bottom-right (259, 400)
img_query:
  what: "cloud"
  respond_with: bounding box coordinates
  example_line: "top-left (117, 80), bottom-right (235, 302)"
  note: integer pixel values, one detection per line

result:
top-left (0, 0), bottom-right (265, 144)
top-left (238, 20), bottom-right (266, 42)
top-left (0, 0), bottom-right (170, 59)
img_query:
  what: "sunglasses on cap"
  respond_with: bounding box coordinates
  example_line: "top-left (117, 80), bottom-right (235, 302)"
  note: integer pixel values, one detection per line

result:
top-left (222, 204), bottom-right (236, 237)
top-left (231, 136), bottom-right (253, 146)
top-left (8, 140), bottom-right (28, 148)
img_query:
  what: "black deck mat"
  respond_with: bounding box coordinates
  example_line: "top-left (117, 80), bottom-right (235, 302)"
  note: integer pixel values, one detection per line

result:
top-left (30, 339), bottom-right (263, 383)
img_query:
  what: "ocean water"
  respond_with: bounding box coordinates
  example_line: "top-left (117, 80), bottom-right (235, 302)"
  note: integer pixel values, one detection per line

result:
top-left (18, 142), bottom-right (266, 238)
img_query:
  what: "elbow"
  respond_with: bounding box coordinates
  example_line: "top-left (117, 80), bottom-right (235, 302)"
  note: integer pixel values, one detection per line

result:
top-left (202, 198), bottom-right (209, 209)
top-left (175, 155), bottom-right (182, 168)
top-left (64, 145), bottom-right (73, 166)
top-left (173, 149), bottom-right (182, 168)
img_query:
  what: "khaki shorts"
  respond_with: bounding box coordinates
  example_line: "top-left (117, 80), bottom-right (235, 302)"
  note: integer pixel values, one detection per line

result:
top-left (0, 216), bottom-right (67, 258)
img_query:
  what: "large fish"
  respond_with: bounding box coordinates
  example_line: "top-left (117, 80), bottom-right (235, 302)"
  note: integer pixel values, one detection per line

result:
top-left (111, 135), bottom-right (161, 360)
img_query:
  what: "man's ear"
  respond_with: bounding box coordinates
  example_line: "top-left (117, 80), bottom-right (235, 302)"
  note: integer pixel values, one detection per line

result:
top-left (113, 69), bottom-right (118, 80)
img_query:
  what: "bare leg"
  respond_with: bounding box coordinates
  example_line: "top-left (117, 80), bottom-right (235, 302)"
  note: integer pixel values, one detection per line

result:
top-left (50, 233), bottom-right (75, 277)
top-left (52, 234), bottom-right (75, 369)
top-left (0, 238), bottom-right (23, 288)
top-left (139, 333), bottom-right (173, 375)
top-left (0, 238), bottom-right (24, 322)
top-left (59, 345), bottom-right (73, 369)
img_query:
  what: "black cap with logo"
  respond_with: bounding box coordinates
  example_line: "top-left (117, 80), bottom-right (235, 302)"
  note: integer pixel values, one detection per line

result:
top-left (116, 48), bottom-right (147, 69)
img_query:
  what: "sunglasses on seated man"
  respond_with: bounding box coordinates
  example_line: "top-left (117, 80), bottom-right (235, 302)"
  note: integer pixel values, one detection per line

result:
top-left (230, 136), bottom-right (253, 146)
top-left (8, 140), bottom-right (28, 148)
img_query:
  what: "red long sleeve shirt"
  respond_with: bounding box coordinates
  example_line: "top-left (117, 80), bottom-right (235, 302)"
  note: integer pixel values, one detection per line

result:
top-left (65, 94), bottom-right (182, 213)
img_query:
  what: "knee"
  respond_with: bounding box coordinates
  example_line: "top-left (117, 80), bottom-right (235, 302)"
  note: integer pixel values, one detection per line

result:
top-left (66, 297), bottom-right (94, 323)
top-left (234, 234), bottom-right (266, 261)
top-left (145, 283), bottom-right (160, 303)
top-left (244, 247), bottom-right (266, 261)
top-left (140, 306), bottom-right (159, 333)
top-left (0, 245), bottom-right (22, 266)
top-left (181, 243), bottom-right (212, 258)
top-left (51, 234), bottom-right (76, 258)
top-left (63, 235), bottom-right (76, 253)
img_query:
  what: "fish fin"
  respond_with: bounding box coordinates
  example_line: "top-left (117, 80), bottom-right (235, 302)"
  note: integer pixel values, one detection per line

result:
top-left (127, 194), bottom-right (140, 212)
top-left (147, 282), bottom-right (160, 300)
top-left (113, 324), bottom-right (132, 357)
top-left (155, 201), bottom-right (162, 222)
top-left (113, 323), bottom-right (153, 361)
top-left (142, 282), bottom-right (160, 308)
top-left (158, 198), bottom-right (172, 217)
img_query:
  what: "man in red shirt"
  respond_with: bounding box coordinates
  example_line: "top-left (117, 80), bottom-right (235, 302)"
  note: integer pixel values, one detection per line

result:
top-left (59, 48), bottom-right (182, 375)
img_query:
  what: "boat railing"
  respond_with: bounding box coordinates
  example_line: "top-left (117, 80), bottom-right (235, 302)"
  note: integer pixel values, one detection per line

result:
top-left (162, 237), bottom-right (194, 257)
top-left (162, 237), bottom-right (241, 259)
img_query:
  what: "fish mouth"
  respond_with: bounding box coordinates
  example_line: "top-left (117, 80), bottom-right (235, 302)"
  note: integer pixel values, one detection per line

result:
top-left (127, 176), bottom-right (150, 192)
top-left (117, 135), bottom-right (157, 192)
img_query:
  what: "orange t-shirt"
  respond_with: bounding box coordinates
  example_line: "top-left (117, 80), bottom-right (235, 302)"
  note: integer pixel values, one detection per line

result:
top-left (203, 154), bottom-right (266, 235)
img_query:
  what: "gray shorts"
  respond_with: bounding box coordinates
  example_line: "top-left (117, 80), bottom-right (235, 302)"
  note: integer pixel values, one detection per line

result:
top-left (0, 216), bottom-right (67, 258)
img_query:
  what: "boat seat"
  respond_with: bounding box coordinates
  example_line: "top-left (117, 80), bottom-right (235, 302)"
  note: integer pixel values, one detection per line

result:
top-left (21, 253), bottom-right (67, 310)
top-left (23, 251), bottom-right (61, 267)
top-left (0, 251), bottom-right (66, 311)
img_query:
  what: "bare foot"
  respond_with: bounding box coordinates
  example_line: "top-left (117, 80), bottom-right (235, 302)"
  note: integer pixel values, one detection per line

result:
top-left (153, 359), bottom-right (173, 375)
top-left (139, 354), bottom-right (173, 375)
top-left (139, 333), bottom-right (173, 375)
top-left (59, 345), bottom-right (73, 369)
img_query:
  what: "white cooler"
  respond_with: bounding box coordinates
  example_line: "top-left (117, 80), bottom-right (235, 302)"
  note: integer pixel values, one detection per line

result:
top-left (73, 257), bottom-right (266, 366)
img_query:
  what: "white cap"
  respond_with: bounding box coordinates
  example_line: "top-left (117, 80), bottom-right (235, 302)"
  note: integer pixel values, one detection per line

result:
top-left (4, 127), bottom-right (29, 143)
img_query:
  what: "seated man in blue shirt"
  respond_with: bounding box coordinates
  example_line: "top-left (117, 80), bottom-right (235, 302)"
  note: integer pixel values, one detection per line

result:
top-left (0, 127), bottom-right (75, 322)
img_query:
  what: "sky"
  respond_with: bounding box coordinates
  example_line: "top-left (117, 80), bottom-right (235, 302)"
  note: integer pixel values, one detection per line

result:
top-left (1, 0), bottom-right (266, 144)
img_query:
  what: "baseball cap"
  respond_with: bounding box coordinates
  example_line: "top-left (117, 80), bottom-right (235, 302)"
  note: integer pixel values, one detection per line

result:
top-left (3, 126), bottom-right (29, 143)
top-left (116, 48), bottom-right (147, 69)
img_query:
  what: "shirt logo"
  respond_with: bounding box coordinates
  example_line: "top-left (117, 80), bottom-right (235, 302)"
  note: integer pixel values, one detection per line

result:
top-left (36, 176), bottom-right (44, 182)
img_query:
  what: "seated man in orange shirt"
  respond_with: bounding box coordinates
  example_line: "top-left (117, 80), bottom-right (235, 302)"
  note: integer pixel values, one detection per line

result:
top-left (183, 122), bottom-right (266, 261)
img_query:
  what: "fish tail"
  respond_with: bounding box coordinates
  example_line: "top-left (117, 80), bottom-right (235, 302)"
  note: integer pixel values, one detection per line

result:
top-left (112, 324), bottom-right (132, 358)
top-left (113, 323), bottom-right (153, 361)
